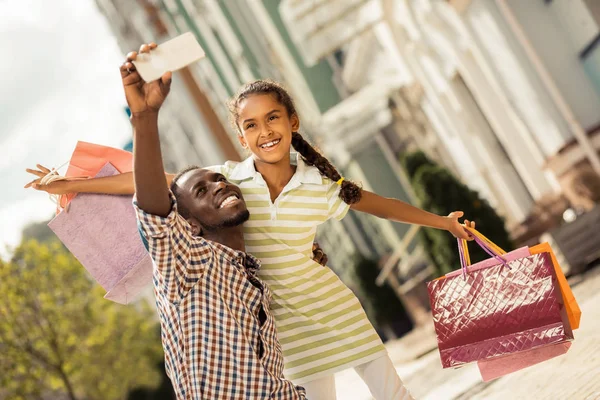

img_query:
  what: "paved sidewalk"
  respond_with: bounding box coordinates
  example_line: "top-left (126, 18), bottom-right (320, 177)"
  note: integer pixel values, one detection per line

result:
top-left (334, 266), bottom-right (600, 399)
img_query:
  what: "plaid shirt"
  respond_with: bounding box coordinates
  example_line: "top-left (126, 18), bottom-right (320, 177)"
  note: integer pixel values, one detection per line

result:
top-left (135, 192), bottom-right (306, 400)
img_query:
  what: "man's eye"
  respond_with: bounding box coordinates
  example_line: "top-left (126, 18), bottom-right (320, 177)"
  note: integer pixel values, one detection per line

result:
top-left (197, 187), bottom-right (206, 195)
top-left (218, 177), bottom-right (227, 182)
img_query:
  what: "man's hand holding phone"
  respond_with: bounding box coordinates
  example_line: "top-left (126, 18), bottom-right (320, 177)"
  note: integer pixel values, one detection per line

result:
top-left (119, 33), bottom-right (205, 117)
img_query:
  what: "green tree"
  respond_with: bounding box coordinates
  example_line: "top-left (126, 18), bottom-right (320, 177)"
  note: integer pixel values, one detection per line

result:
top-left (21, 219), bottom-right (55, 244)
top-left (0, 240), bottom-right (162, 400)
top-left (401, 151), bottom-right (513, 276)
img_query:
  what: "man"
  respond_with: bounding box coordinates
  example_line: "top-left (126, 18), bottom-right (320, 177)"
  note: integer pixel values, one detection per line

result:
top-left (125, 45), bottom-right (306, 399)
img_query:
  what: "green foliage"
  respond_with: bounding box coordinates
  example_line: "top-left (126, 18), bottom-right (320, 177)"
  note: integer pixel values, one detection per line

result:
top-left (401, 151), bottom-right (513, 276)
top-left (350, 254), bottom-right (406, 329)
top-left (0, 240), bottom-right (162, 400)
top-left (21, 220), bottom-right (55, 244)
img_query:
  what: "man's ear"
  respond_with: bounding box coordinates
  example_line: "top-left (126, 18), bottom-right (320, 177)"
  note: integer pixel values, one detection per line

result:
top-left (188, 218), bottom-right (203, 237)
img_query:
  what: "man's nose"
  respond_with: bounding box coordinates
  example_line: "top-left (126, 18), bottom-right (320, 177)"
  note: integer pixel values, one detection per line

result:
top-left (212, 181), bottom-right (227, 195)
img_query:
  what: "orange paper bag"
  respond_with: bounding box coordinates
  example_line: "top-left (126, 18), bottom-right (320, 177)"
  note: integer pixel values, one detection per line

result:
top-left (60, 141), bottom-right (133, 208)
top-left (530, 242), bottom-right (581, 330)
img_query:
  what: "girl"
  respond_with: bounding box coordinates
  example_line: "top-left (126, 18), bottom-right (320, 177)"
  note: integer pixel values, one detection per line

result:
top-left (26, 43), bottom-right (474, 400)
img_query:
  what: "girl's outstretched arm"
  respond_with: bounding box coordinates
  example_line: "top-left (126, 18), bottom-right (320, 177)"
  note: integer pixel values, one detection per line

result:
top-left (350, 190), bottom-right (472, 240)
top-left (25, 165), bottom-right (175, 196)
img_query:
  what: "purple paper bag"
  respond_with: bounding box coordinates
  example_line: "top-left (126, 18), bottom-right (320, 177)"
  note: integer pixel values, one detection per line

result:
top-left (48, 163), bottom-right (153, 304)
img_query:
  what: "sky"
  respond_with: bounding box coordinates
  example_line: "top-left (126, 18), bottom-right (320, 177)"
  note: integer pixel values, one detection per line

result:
top-left (0, 0), bottom-right (132, 258)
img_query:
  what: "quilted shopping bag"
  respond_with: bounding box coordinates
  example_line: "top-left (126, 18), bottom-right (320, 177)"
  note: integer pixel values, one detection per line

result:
top-left (427, 232), bottom-right (573, 370)
top-left (447, 228), bottom-right (580, 381)
top-left (461, 228), bottom-right (580, 330)
top-left (48, 163), bottom-right (153, 304)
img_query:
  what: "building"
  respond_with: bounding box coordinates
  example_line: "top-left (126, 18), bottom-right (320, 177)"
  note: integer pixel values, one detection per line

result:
top-left (95, 0), bottom-right (240, 173)
top-left (449, 0), bottom-right (600, 221)
top-left (283, 0), bottom-right (600, 233)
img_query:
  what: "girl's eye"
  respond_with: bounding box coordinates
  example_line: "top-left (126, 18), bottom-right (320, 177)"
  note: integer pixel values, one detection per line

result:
top-left (269, 115), bottom-right (278, 121)
top-left (245, 123), bottom-right (255, 129)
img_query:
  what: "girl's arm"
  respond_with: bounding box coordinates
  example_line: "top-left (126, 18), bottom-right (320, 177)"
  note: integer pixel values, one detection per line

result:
top-left (25, 165), bottom-right (175, 196)
top-left (350, 190), bottom-right (472, 240)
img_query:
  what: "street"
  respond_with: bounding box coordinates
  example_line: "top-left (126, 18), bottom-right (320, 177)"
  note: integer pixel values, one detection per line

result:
top-left (335, 266), bottom-right (600, 400)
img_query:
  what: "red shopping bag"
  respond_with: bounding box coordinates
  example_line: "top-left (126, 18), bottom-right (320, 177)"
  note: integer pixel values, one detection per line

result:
top-left (465, 228), bottom-right (580, 330)
top-left (447, 228), bottom-right (579, 381)
top-left (427, 232), bottom-right (573, 371)
top-left (59, 141), bottom-right (133, 209)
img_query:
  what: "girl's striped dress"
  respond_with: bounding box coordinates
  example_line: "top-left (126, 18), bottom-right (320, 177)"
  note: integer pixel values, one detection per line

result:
top-left (209, 154), bottom-right (386, 384)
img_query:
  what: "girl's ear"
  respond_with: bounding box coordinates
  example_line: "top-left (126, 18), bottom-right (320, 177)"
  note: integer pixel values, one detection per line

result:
top-left (237, 134), bottom-right (247, 149)
top-left (290, 113), bottom-right (300, 132)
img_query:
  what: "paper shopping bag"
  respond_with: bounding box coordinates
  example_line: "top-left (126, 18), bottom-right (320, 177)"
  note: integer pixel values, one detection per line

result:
top-left (530, 243), bottom-right (581, 329)
top-left (48, 162), bottom-right (153, 304)
top-left (477, 341), bottom-right (572, 381)
top-left (60, 141), bottom-right (133, 209)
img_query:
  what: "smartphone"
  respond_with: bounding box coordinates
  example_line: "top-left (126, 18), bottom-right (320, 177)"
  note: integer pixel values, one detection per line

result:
top-left (132, 32), bottom-right (206, 82)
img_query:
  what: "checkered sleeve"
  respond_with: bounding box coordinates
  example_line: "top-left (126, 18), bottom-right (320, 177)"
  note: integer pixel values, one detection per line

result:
top-left (325, 180), bottom-right (351, 221)
top-left (134, 191), bottom-right (212, 302)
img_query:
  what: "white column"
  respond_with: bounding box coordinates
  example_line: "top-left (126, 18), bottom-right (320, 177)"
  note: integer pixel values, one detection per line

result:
top-left (419, 2), bottom-right (561, 198)
top-left (378, 0), bottom-right (535, 222)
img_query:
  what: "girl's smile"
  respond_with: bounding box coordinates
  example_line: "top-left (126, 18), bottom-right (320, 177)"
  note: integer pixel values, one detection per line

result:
top-left (235, 93), bottom-right (298, 165)
top-left (259, 138), bottom-right (281, 152)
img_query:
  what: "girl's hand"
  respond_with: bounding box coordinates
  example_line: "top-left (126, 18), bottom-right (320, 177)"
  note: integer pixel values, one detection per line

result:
top-left (24, 164), bottom-right (87, 195)
top-left (120, 43), bottom-right (172, 117)
top-left (312, 242), bottom-right (329, 266)
top-left (445, 211), bottom-right (476, 240)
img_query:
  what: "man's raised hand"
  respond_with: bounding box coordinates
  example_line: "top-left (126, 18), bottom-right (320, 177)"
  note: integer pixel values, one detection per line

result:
top-left (120, 43), bottom-right (172, 117)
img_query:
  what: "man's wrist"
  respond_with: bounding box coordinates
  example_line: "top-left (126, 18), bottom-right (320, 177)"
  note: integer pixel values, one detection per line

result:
top-left (130, 110), bottom-right (159, 125)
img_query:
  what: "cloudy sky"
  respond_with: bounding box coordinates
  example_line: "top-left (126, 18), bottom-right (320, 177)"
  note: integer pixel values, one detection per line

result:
top-left (0, 0), bottom-right (131, 258)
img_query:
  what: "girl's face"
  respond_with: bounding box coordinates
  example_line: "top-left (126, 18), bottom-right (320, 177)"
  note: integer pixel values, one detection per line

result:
top-left (236, 94), bottom-right (299, 165)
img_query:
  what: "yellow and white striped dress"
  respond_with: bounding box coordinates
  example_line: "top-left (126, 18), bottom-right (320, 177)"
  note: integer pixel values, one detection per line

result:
top-left (208, 154), bottom-right (386, 384)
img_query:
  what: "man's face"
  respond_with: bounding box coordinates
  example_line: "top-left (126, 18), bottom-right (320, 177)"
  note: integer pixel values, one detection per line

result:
top-left (175, 169), bottom-right (249, 234)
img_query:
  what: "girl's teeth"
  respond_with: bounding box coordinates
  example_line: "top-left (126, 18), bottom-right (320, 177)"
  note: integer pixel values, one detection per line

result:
top-left (261, 139), bottom-right (280, 148)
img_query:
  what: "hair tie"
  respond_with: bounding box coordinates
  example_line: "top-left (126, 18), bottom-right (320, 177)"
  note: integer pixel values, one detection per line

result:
top-left (336, 177), bottom-right (345, 186)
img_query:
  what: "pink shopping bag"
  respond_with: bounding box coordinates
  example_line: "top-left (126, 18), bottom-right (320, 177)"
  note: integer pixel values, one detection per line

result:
top-left (48, 163), bottom-right (153, 304)
top-left (477, 341), bottom-right (571, 381)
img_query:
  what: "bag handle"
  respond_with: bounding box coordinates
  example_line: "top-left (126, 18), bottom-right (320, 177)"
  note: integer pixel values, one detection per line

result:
top-left (465, 226), bottom-right (507, 255)
top-left (457, 227), bottom-right (509, 279)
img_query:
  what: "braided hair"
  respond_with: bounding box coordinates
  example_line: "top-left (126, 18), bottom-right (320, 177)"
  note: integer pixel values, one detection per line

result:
top-left (229, 79), bottom-right (362, 204)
